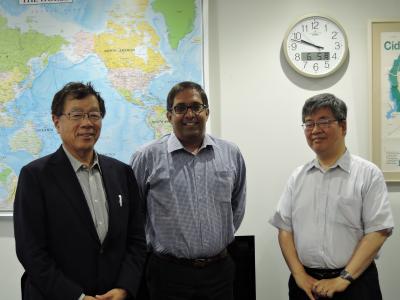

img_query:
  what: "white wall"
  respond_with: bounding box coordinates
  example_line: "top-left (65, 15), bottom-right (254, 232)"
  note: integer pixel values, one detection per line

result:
top-left (1, 0), bottom-right (400, 299)
top-left (0, 217), bottom-right (23, 299)
top-left (207, 0), bottom-right (400, 299)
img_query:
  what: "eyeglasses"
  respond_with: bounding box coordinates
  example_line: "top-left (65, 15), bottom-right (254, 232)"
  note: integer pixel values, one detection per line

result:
top-left (62, 111), bottom-right (102, 122)
top-left (302, 118), bottom-right (342, 131)
top-left (170, 103), bottom-right (208, 115)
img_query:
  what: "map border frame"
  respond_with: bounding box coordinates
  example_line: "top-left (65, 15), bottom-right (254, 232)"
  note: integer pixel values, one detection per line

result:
top-left (371, 19), bottom-right (400, 181)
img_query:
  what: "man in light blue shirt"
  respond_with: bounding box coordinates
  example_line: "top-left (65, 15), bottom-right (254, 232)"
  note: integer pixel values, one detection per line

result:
top-left (270, 93), bottom-right (394, 300)
top-left (130, 81), bottom-right (246, 300)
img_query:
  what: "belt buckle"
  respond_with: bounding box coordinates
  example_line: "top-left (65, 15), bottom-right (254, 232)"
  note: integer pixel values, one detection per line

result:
top-left (192, 258), bottom-right (208, 268)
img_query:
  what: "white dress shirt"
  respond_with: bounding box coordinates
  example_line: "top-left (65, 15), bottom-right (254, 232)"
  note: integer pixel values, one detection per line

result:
top-left (270, 150), bottom-right (394, 269)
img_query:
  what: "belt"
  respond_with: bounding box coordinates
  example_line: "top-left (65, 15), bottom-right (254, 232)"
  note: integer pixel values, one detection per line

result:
top-left (304, 267), bottom-right (343, 279)
top-left (153, 249), bottom-right (228, 268)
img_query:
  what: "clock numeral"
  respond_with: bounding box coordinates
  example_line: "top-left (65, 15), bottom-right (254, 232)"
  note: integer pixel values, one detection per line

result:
top-left (295, 53), bottom-right (301, 61)
top-left (331, 31), bottom-right (338, 39)
top-left (335, 42), bottom-right (341, 50)
top-left (313, 63), bottom-right (319, 72)
top-left (293, 32), bottom-right (301, 40)
top-left (332, 53), bottom-right (337, 60)
top-left (325, 24), bottom-right (328, 32)
top-left (311, 21), bottom-right (319, 30)
top-left (325, 61), bottom-right (330, 68)
top-left (291, 42), bottom-right (297, 50)
top-left (302, 24), bottom-right (308, 32)
top-left (303, 61), bottom-right (308, 69)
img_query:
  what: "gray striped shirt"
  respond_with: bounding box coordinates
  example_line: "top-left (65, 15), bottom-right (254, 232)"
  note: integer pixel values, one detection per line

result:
top-left (130, 133), bottom-right (246, 259)
top-left (64, 146), bottom-right (109, 244)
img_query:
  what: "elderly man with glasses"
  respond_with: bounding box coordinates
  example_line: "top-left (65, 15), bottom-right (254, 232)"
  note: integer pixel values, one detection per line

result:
top-left (14, 82), bottom-right (147, 300)
top-left (270, 93), bottom-right (394, 300)
top-left (130, 81), bottom-right (247, 300)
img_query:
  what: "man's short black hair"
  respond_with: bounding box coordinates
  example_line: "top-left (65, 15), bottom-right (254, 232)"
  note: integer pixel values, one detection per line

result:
top-left (166, 81), bottom-right (208, 111)
top-left (51, 82), bottom-right (106, 117)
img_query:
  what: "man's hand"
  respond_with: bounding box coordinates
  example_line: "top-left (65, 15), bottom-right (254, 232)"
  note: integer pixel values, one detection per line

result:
top-left (95, 288), bottom-right (128, 300)
top-left (312, 277), bottom-right (350, 298)
top-left (293, 272), bottom-right (318, 300)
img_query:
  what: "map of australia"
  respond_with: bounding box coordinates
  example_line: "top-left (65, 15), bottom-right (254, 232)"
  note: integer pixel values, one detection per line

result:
top-left (0, 0), bottom-right (203, 211)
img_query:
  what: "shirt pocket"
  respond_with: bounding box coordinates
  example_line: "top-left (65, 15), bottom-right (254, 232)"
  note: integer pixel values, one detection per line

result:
top-left (334, 195), bottom-right (363, 230)
top-left (213, 169), bottom-right (235, 203)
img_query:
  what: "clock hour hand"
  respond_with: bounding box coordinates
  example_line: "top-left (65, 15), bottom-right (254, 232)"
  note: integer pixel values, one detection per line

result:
top-left (291, 39), bottom-right (324, 50)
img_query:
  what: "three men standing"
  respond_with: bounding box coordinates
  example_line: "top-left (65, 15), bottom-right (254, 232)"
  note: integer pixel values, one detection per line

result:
top-left (14, 81), bottom-right (392, 300)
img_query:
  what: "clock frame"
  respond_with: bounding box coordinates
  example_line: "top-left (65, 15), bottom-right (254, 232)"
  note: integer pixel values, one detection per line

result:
top-left (283, 15), bottom-right (349, 78)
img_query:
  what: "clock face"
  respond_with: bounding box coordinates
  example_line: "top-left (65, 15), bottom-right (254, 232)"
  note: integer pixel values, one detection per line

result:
top-left (283, 15), bottom-right (348, 78)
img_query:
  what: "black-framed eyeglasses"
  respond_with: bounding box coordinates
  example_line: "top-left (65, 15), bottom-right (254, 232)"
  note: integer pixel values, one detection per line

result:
top-left (62, 111), bottom-right (103, 122)
top-left (170, 103), bottom-right (208, 115)
top-left (302, 118), bottom-right (342, 131)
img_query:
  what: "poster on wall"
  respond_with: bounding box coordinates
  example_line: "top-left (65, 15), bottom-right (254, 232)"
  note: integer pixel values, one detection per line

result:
top-left (371, 21), bottom-right (400, 181)
top-left (0, 0), bottom-right (205, 214)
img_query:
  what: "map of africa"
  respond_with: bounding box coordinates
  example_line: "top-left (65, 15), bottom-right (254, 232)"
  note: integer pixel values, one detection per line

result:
top-left (0, 0), bottom-right (204, 212)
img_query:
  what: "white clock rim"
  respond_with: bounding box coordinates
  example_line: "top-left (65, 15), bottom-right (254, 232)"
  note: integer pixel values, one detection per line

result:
top-left (283, 14), bottom-right (349, 78)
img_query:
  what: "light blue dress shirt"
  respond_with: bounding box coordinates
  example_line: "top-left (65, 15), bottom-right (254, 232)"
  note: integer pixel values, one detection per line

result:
top-left (130, 133), bottom-right (246, 259)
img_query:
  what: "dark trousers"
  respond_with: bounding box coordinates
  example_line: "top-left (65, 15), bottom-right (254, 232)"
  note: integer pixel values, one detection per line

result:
top-left (288, 263), bottom-right (382, 300)
top-left (146, 252), bottom-right (235, 300)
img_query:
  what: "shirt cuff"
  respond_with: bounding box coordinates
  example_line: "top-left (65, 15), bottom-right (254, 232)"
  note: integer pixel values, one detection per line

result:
top-left (78, 294), bottom-right (85, 300)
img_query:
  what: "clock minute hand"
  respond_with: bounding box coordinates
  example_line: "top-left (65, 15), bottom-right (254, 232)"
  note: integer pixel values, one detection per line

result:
top-left (291, 39), bottom-right (324, 50)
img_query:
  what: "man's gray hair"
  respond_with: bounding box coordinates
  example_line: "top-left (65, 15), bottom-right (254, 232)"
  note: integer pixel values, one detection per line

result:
top-left (302, 93), bottom-right (347, 122)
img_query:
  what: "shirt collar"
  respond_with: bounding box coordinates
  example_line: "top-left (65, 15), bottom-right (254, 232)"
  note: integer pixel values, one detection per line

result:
top-left (62, 145), bottom-right (101, 172)
top-left (306, 149), bottom-right (350, 173)
top-left (167, 132), bottom-right (216, 153)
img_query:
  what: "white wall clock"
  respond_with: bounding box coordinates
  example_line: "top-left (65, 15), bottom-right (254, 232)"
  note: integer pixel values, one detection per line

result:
top-left (283, 15), bottom-right (349, 78)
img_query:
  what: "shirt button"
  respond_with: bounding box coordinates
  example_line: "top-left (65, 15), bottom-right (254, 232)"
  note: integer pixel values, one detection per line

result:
top-left (98, 221), bottom-right (103, 225)
top-left (94, 199), bottom-right (98, 203)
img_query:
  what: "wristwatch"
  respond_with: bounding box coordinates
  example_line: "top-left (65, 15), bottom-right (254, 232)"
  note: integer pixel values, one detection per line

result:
top-left (339, 269), bottom-right (354, 283)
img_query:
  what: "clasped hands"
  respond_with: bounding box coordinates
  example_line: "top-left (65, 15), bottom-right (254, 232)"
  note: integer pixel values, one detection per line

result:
top-left (311, 277), bottom-right (350, 299)
top-left (84, 288), bottom-right (127, 300)
top-left (296, 273), bottom-right (350, 300)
